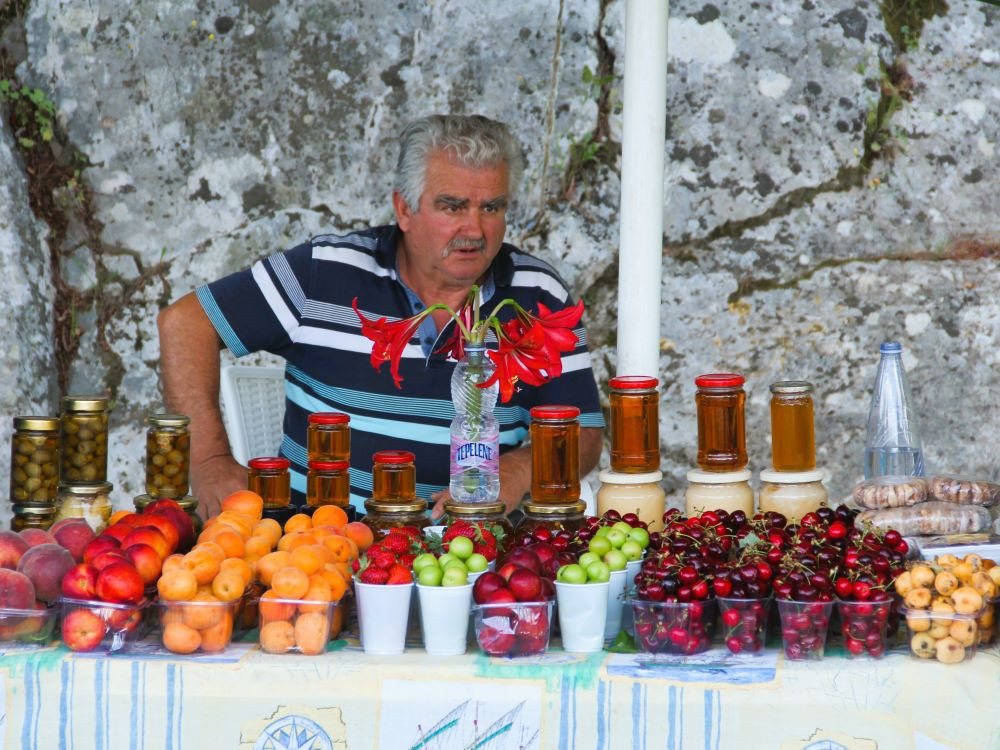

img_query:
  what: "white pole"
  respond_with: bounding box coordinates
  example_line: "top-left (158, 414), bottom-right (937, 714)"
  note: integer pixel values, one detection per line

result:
top-left (616, 0), bottom-right (668, 378)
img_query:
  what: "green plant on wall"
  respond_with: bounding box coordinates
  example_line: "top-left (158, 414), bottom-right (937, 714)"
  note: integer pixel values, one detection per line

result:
top-left (0, 79), bottom-right (56, 148)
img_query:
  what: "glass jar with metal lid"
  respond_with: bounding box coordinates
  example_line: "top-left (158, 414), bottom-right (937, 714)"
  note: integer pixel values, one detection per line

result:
top-left (444, 501), bottom-right (514, 557)
top-left (684, 469), bottom-right (754, 517)
top-left (769, 381), bottom-right (816, 472)
top-left (307, 412), bottom-right (351, 462)
top-left (609, 376), bottom-right (660, 473)
top-left (59, 396), bottom-right (110, 483)
top-left (758, 469), bottom-right (828, 524)
top-left (306, 459), bottom-right (350, 508)
top-left (11, 504), bottom-right (57, 531)
top-left (371, 450), bottom-right (416, 503)
top-left (55, 481), bottom-right (113, 532)
top-left (694, 374), bottom-right (747, 472)
top-left (597, 470), bottom-right (666, 532)
top-left (145, 413), bottom-right (191, 498)
top-left (513, 501), bottom-right (587, 544)
top-left (247, 456), bottom-right (291, 509)
top-left (133, 493), bottom-right (203, 537)
top-left (9, 416), bottom-right (60, 505)
top-left (530, 405), bottom-right (580, 503)
top-left (362, 499), bottom-right (429, 539)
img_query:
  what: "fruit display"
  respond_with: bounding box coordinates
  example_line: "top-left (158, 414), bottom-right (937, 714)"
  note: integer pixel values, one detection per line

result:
top-left (837, 598), bottom-right (892, 659)
top-left (60, 597), bottom-right (147, 652)
top-left (471, 550), bottom-right (554, 657)
top-left (895, 553), bottom-right (999, 664)
top-left (632, 597), bottom-right (717, 655)
top-left (717, 596), bottom-right (769, 655)
top-left (354, 526), bottom-right (424, 585)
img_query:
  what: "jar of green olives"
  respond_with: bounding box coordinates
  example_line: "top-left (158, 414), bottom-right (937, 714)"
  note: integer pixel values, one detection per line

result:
top-left (145, 413), bottom-right (191, 498)
top-left (9, 416), bottom-right (60, 505)
top-left (11, 504), bottom-right (57, 531)
top-left (59, 396), bottom-right (110, 483)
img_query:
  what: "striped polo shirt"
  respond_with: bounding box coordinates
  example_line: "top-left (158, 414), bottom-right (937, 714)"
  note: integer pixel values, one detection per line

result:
top-left (197, 224), bottom-right (605, 510)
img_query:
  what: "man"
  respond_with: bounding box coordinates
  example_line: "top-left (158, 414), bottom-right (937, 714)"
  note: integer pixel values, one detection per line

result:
top-left (157, 114), bottom-right (604, 518)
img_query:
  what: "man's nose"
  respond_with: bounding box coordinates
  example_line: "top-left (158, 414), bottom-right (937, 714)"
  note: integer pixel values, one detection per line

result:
top-left (461, 208), bottom-right (486, 237)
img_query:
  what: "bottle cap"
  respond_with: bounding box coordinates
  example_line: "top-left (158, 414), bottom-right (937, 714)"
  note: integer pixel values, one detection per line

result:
top-left (373, 450), bottom-right (415, 464)
top-left (694, 374), bottom-right (745, 388)
top-left (308, 412), bottom-right (350, 425)
top-left (13, 416), bottom-right (59, 431)
top-left (62, 395), bottom-right (109, 411)
top-left (247, 456), bottom-right (291, 470)
top-left (609, 376), bottom-right (658, 390)
top-left (364, 499), bottom-right (427, 514)
top-left (880, 342), bottom-right (902, 354)
top-left (308, 460), bottom-right (350, 471)
top-left (58, 481), bottom-right (114, 496)
top-left (530, 405), bottom-right (580, 420)
top-left (146, 413), bottom-right (191, 427)
top-left (769, 381), bottom-right (813, 395)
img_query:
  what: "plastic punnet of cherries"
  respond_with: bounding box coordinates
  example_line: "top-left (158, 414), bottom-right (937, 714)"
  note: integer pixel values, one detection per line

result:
top-left (630, 505), bottom-right (910, 659)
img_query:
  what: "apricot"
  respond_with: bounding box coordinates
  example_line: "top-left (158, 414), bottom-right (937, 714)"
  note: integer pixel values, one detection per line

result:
top-left (260, 620), bottom-right (296, 653)
top-left (319, 564), bottom-right (349, 601)
top-left (157, 569), bottom-right (199, 602)
top-left (251, 519), bottom-right (282, 548)
top-left (256, 551), bottom-right (291, 587)
top-left (322, 535), bottom-right (358, 564)
top-left (311, 505), bottom-right (348, 528)
top-left (182, 549), bottom-right (221, 585)
top-left (258, 589), bottom-right (296, 621)
top-left (162, 622), bottom-right (202, 654)
top-left (284, 513), bottom-right (312, 534)
top-left (288, 545), bottom-right (324, 576)
top-left (216, 511), bottom-right (255, 538)
top-left (198, 609), bottom-right (233, 653)
top-left (329, 600), bottom-right (344, 639)
top-left (271, 566), bottom-right (309, 599)
top-left (108, 510), bottom-right (134, 526)
top-left (343, 522), bottom-right (374, 552)
top-left (210, 529), bottom-right (246, 559)
top-left (309, 524), bottom-right (337, 542)
top-left (298, 575), bottom-right (332, 614)
top-left (194, 541), bottom-right (226, 562)
top-left (277, 531), bottom-right (316, 553)
top-left (182, 592), bottom-right (223, 630)
top-left (211, 570), bottom-right (245, 603)
top-left (244, 536), bottom-right (271, 560)
top-left (220, 490), bottom-right (264, 520)
top-left (220, 557), bottom-right (253, 587)
top-left (160, 603), bottom-right (185, 628)
top-left (162, 554), bottom-right (186, 575)
top-left (294, 612), bottom-right (329, 655)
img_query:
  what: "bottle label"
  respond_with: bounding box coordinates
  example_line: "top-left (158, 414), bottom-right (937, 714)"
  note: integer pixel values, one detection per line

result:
top-left (451, 441), bottom-right (499, 473)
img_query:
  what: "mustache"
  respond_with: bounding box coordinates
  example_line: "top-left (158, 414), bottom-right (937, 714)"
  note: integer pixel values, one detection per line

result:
top-left (442, 237), bottom-right (487, 255)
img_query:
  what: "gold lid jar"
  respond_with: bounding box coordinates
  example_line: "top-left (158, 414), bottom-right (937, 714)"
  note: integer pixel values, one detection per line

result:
top-left (306, 459), bottom-right (350, 508)
top-left (529, 405), bottom-right (581, 503)
top-left (247, 456), bottom-right (292, 509)
top-left (684, 469), bottom-right (754, 517)
top-left (769, 381), bottom-right (816, 472)
top-left (362, 499), bottom-right (428, 539)
top-left (597, 470), bottom-right (666, 532)
top-left (133, 493), bottom-right (203, 537)
top-left (59, 395), bottom-right (110, 483)
top-left (307, 412), bottom-right (351, 463)
top-left (10, 416), bottom-right (60, 505)
top-left (11, 503), bottom-right (58, 531)
top-left (444, 501), bottom-right (514, 556)
top-left (145, 413), bottom-right (191, 498)
top-left (371, 450), bottom-right (416, 503)
top-left (514, 500), bottom-right (586, 543)
top-left (55, 481), bottom-right (113, 533)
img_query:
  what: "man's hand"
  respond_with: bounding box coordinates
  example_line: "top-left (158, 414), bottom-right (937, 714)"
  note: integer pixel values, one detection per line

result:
top-left (191, 455), bottom-right (246, 519)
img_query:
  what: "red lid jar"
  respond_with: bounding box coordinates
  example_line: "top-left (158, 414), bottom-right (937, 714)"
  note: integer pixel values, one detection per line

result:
top-left (694, 374), bottom-right (747, 472)
top-left (307, 411), bottom-right (350, 463)
top-left (247, 456), bottom-right (292, 509)
top-left (371, 450), bottom-right (416, 503)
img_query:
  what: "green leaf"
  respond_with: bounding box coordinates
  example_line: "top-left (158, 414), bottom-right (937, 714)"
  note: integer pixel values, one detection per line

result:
top-left (18, 137), bottom-right (35, 149)
top-left (606, 630), bottom-right (638, 653)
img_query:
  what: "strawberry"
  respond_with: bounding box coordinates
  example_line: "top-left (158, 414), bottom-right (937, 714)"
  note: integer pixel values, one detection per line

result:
top-left (367, 548), bottom-right (397, 570)
top-left (394, 526), bottom-right (423, 539)
top-left (473, 542), bottom-right (497, 561)
top-left (359, 566), bottom-right (390, 584)
top-left (386, 564), bottom-right (413, 585)
top-left (381, 533), bottom-right (412, 555)
top-left (351, 558), bottom-right (361, 573)
top-left (399, 552), bottom-right (417, 569)
top-left (443, 523), bottom-right (476, 543)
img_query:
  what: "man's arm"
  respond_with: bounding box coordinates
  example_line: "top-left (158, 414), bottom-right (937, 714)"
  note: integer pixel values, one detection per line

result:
top-left (157, 292), bottom-right (245, 518)
top-left (430, 426), bottom-right (603, 518)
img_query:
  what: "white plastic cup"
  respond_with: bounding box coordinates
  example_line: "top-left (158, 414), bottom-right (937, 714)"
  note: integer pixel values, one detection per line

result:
top-left (356, 581), bottom-right (414, 655)
top-left (417, 583), bottom-right (473, 656)
top-left (625, 558), bottom-right (642, 585)
top-left (556, 580), bottom-right (610, 653)
top-left (603, 569), bottom-right (628, 640)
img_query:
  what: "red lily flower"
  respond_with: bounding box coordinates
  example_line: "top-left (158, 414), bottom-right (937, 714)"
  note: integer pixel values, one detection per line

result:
top-left (352, 298), bottom-right (424, 389)
top-left (433, 304), bottom-right (473, 361)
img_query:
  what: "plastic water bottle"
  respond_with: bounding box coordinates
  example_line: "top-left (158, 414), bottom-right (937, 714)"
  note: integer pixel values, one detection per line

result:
top-left (449, 344), bottom-right (501, 503)
top-left (864, 341), bottom-right (925, 479)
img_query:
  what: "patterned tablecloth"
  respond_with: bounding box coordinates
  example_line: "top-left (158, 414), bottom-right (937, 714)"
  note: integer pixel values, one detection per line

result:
top-left (1, 632), bottom-right (998, 750)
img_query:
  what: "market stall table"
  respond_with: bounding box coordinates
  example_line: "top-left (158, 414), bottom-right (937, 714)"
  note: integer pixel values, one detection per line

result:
top-left (2, 633), bottom-right (997, 749)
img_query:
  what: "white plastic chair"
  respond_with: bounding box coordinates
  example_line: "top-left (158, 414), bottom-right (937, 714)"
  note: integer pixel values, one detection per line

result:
top-left (219, 365), bottom-right (286, 465)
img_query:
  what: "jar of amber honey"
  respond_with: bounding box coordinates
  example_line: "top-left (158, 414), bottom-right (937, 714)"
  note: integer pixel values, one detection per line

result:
top-left (694, 374), bottom-right (747, 472)
top-left (530, 405), bottom-right (580, 503)
top-left (609, 376), bottom-right (660, 473)
top-left (371, 450), bottom-right (416, 503)
top-left (362, 499), bottom-right (428, 540)
top-left (247, 456), bottom-right (291, 509)
top-left (306, 459), bottom-right (350, 508)
top-left (514, 501), bottom-right (587, 543)
top-left (769, 381), bottom-right (816, 472)
top-left (307, 412), bottom-right (350, 462)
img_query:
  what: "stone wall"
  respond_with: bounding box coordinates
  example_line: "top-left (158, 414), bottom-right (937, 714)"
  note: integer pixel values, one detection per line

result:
top-left (0, 0), bottom-right (998, 525)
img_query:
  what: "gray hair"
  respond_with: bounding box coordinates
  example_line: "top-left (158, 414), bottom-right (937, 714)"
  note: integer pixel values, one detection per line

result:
top-left (394, 114), bottom-right (524, 211)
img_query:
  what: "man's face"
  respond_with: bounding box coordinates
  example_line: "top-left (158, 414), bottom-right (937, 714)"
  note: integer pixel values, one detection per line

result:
top-left (395, 150), bottom-right (509, 290)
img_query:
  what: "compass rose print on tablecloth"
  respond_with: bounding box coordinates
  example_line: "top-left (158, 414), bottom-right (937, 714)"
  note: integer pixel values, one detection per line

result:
top-left (254, 715), bottom-right (334, 750)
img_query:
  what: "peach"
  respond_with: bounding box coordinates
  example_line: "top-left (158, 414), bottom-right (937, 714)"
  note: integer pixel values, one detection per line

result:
top-left (0, 568), bottom-right (37, 609)
top-left (260, 620), bottom-right (295, 653)
top-left (211, 570), bottom-right (245, 603)
top-left (0, 530), bottom-right (30, 569)
top-left (198, 608), bottom-right (233, 653)
top-left (122, 527), bottom-right (171, 560)
top-left (108, 510), bottom-right (134, 526)
top-left (162, 622), bottom-right (202, 654)
top-left (343, 522), bottom-right (374, 552)
top-left (220, 490), bottom-right (264, 520)
top-left (0, 600), bottom-right (48, 639)
top-left (60, 563), bottom-right (98, 600)
top-left (136, 514), bottom-right (179, 553)
top-left (95, 562), bottom-right (145, 605)
top-left (91, 550), bottom-right (129, 572)
top-left (51, 520), bottom-right (96, 563)
top-left (125, 544), bottom-right (163, 585)
top-left (157, 569), bottom-right (199, 602)
top-left (258, 589), bottom-right (296, 622)
top-left (19, 528), bottom-right (56, 547)
top-left (294, 612), bottom-right (329, 655)
top-left (271, 566), bottom-right (309, 599)
top-left (150, 507), bottom-right (195, 551)
top-left (101, 524), bottom-right (133, 545)
top-left (17, 543), bottom-right (74, 604)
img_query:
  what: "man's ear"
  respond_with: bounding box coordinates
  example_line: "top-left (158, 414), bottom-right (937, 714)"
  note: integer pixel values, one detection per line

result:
top-left (393, 191), bottom-right (413, 232)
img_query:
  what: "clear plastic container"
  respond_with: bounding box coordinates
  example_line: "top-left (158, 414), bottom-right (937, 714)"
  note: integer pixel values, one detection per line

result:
top-left (901, 606), bottom-right (979, 664)
top-left (55, 482), bottom-right (114, 532)
top-left (307, 412), bottom-right (350, 463)
top-left (0, 603), bottom-right (59, 647)
top-left (306, 460), bottom-right (350, 508)
top-left (157, 599), bottom-right (237, 654)
top-left (145, 413), bottom-right (191, 498)
top-left (257, 597), bottom-right (340, 655)
top-left (629, 598), bottom-right (717, 655)
top-left (769, 381), bottom-right (815, 471)
top-left (247, 456), bottom-right (291, 509)
top-left (530, 405), bottom-right (580, 503)
top-left (609, 376), bottom-right (660, 473)
top-left (59, 396), bottom-right (110, 483)
top-left (371, 450), bottom-right (416, 502)
top-left (684, 469), bottom-right (754, 516)
top-left (864, 342), bottom-right (924, 479)
top-left (776, 598), bottom-right (834, 661)
top-left (837, 598), bottom-right (892, 659)
top-left (694, 374), bottom-right (747, 472)
top-left (9, 416), bottom-right (60, 505)
top-left (596, 470), bottom-right (666, 532)
top-left (472, 600), bottom-right (553, 657)
top-left (718, 596), bottom-right (771, 655)
top-left (58, 597), bottom-right (148, 653)
top-left (758, 469), bottom-right (827, 524)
